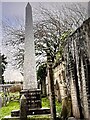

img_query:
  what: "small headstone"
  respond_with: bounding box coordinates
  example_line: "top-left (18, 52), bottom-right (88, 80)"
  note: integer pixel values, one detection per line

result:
top-left (0, 95), bottom-right (2, 108)
top-left (20, 95), bottom-right (27, 120)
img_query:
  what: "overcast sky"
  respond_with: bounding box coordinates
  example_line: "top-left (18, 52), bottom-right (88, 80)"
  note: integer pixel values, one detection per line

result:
top-left (1, 0), bottom-right (90, 2)
top-left (0, 1), bottom-right (89, 82)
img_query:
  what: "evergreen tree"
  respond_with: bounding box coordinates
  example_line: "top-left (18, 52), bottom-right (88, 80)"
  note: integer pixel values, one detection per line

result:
top-left (0, 53), bottom-right (7, 84)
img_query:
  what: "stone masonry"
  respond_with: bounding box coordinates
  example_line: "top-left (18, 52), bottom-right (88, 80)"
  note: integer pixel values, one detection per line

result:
top-left (64, 17), bottom-right (90, 119)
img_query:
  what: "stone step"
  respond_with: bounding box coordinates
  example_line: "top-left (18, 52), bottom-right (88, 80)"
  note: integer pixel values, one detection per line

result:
top-left (3, 115), bottom-right (51, 120)
top-left (11, 108), bottom-right (50, 117)
top-left (3, 116), bottom-right (20, 120)
top-left (27, 108), bottom-right (50, 115)
top-left (11, 110), bottom-right (20, 117)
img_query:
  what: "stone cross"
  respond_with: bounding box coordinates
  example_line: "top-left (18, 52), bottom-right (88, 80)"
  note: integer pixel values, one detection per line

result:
top-left (23, 3), bottom-right (37, 90)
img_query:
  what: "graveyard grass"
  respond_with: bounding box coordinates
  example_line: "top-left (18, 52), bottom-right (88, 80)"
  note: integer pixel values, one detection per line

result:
top-left (0, 101), bottom-right (20, 119)
top-left (0, 96), bottom-right (62, 120)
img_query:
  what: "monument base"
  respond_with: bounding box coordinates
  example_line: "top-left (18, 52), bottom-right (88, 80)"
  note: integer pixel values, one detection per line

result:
top-left (11, 89), bottom-right (50, 117)
top-left (20, 89), bottom-right (42, 109)
top-left (11, 108), bottom-right (50, 117)
top-left (4, 115), bottom-right (51, 120)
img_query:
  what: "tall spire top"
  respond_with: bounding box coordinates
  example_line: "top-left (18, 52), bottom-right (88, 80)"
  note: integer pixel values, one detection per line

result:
top-left (25, 2), bottom-right (33, 28)
top-left (26, 2), bottom-right (31, 8)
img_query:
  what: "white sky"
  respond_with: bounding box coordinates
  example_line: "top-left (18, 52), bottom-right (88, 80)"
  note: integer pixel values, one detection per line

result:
top-left (1, 2), bottom-right (26, 82)
top-left (0, 1), bottom-right (89, 82)
top-left (1, 0), bottom-right (90, 2)
top-left (4, 68), bottom-right (23, 82)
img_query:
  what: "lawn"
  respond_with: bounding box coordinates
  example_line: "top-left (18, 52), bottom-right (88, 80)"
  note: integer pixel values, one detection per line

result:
top-left (0, 101), bottom-right (20, 120)
top-left (42, 97), bottom-right (62, 113)
top-left (0, 97), bottom-right (62, 120)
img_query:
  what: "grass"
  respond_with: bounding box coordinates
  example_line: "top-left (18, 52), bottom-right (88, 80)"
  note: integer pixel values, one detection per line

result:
top-left (42, 97), bottom-right (62, 113)
top-left (42, 97), bottom-right (50, 108)
top-left (0, 96), bottom-right (62, 120)
top-left (0, 92), bottom-right (20, 101)
top-left (56, 100), bottom-right (62, 113)
top-left (0, 101), bottom-right (20, 120)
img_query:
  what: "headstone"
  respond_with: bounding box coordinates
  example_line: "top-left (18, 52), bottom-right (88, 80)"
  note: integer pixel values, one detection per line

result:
top-left (20, 95), bottom-right (27, 120)
top-left (23, 3), bottom-right (37, 90)
top-left (0, 95), bottom-right (2, 108)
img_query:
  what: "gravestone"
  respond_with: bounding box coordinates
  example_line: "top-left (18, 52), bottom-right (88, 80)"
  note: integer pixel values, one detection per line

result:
top-left (20, 95), bottom-right (27, 120)
top-left (23, 3), bottom-right (37, 90)
top-left (0, 95), bottom-right (2, 108)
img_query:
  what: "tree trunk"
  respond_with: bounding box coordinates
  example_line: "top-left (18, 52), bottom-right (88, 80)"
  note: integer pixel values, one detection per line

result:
top-left (48, 65), bottom-right (56, 120)
top-left (47, 51), bottom-right (56, 120)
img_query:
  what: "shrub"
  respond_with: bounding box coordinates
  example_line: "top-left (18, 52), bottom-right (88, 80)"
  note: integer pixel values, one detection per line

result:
top-left (9, 84), bottom-right (22, 93)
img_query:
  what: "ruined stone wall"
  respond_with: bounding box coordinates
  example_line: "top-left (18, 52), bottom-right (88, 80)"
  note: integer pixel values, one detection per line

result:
top-left (64, 18), bottom-right (90, 119)
top-left (46, 61), bottom-right (66, 102)
top-left (53, 61), bottom-right (65, 101)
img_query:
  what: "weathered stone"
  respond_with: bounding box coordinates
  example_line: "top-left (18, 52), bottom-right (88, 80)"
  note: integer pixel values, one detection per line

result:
top-left (23, 3), bottom-right (37, 90)
top-left (20, 95), bottom-right (27, 120)
top-left (64, 17), bottom-right (90, 119)
top-left (0, 94), bottom-right (2, 108)
top-left (61, 95), bottom-right (72, 119)
top-left (68, 117), bottom-right (77, 120)
top-left (20, 89), bottom-right (42, 109)
top-left (11, 110), bottom-right (20, 117)
top-left (88, 1), bottom-right (90, 18)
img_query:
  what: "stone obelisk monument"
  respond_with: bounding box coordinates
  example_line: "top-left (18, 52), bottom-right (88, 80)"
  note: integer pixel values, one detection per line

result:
top-left (10, 3), bottom-right (50, 117)
top-left (23, 3), bottom-right (37, 90)
top-left (88, 1), bottom-right (90, 18)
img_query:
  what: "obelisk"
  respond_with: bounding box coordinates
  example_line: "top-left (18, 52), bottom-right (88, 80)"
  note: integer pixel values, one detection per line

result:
top-left (88, 1), bottom-right (90, 18)
top-left (23, 3), bottom-right (37, 90)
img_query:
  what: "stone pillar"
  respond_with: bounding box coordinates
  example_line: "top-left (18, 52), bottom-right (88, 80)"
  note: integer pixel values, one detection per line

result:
top-left (71, 79), bottom-right (80, 118)
top-left (0, 95), bottom-right (2, 108)
top-left (88, 1), bottom-right (90, 18)
top-left (20, 95), bottom-right (27, 120)
top-left (23, 3), bottom-right (37, 90)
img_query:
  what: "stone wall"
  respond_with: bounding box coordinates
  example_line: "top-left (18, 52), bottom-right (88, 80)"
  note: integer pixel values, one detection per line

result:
top-left (46, 61), bottom-right (65, 102)
top-left (53, 61), bottom-right (65, 101)
top-left (64, 17), bottom-right (90, 119)
top-left (46, 17), bottom-right (90, 119)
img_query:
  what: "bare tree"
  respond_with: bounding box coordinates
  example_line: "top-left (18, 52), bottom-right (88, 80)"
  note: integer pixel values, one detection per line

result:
top-left (2, 3), bottom-right (87, 119)
top-left (2, 3), bottom-right (87, 74)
